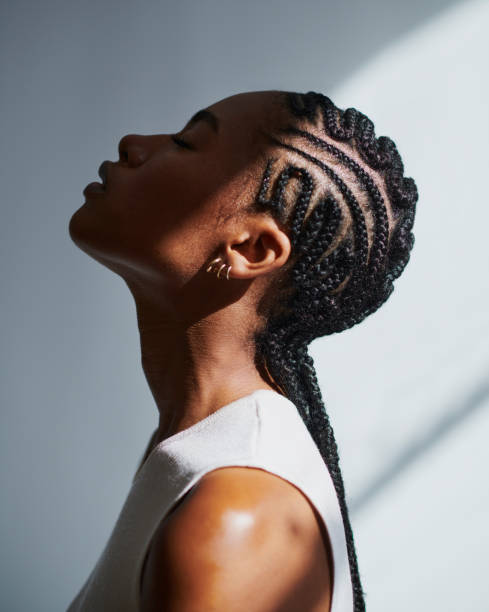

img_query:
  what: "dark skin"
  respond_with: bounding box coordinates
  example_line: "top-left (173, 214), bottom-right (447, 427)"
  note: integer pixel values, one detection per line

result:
top-left (69, 90), bottom-right (333, 611)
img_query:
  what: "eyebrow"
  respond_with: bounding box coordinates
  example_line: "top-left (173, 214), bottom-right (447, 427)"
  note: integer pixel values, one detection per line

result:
top-left (185, 109), bottom-right (220, 133)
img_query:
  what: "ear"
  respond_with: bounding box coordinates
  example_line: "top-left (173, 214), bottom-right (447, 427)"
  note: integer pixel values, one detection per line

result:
top-left (224, 216), bottom-right (291, 280)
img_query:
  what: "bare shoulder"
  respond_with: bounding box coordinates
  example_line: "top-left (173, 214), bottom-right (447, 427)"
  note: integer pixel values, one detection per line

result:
top-left (140, 466), bottom-right (333, 612)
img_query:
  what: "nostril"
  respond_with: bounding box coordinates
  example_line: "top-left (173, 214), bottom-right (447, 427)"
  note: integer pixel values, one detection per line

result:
top-left (117, 134), bottom-right (148, 167)
top-left (118, 148), bottom-right (129, 164)
top-left (118, 134), bottom-right (133, 163)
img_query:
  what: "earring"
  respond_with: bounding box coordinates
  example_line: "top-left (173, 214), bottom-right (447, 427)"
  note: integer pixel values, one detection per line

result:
top-left (206, 256), bottom-right (232, 280)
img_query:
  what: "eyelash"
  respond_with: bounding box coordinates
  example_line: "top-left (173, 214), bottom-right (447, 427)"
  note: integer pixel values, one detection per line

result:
top-left (171, 134), bottom-right (193, 149)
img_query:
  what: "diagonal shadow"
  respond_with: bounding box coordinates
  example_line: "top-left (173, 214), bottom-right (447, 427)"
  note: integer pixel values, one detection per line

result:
top-left (350, 369), bottom-right (489, 515)
top-left (312, 0), bottom-right (468, 91)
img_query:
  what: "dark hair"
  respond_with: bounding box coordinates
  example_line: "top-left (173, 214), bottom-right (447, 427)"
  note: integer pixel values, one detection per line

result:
top-left (251, 91), bottom-right (419, 611)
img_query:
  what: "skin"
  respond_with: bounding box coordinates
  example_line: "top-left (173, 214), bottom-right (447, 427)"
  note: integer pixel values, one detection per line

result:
top-left (69, 90), bottom-right (333, 611)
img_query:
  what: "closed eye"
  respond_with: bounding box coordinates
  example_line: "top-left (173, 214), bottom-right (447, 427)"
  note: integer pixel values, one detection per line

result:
top-left (171, 134), bottom-right (194, 150)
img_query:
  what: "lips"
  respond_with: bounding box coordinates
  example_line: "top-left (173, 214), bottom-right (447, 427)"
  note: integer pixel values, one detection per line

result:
top-left (83, 182), bottom-right (105, 197)
top-left (83, 160), bottom-right (111, 198)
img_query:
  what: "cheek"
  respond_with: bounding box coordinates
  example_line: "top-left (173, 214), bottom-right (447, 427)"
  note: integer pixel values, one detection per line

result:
top-left (129, 159), bottom-right (229, 270)
top-left (151, 177), bottom-right (244, 283)
top-left (117, 153), bottom-right (225, 230)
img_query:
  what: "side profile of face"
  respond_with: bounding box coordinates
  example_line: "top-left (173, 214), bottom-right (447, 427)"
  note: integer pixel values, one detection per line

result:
top-left (69, 90), bottom-right (291, 313)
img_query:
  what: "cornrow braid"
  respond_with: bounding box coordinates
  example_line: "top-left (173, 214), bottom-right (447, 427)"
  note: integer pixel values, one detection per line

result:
top-left (251, 91), bottom-right (419, 611)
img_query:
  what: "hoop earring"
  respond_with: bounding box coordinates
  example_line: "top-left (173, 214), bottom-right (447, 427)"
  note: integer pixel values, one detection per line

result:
top-left (205, 256), bottom-right (232, 280)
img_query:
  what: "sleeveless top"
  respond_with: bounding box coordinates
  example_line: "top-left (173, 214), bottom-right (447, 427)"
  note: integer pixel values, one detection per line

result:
top-left (66, 389), bottom-right (354, 612)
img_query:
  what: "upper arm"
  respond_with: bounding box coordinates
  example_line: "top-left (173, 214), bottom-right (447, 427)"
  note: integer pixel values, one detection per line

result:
top-left (140, 467), bottom-right (332, 612)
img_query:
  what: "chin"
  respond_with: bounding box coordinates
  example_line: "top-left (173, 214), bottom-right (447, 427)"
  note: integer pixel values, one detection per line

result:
top-left (68, 205), bottom-right (113, 267)
top-left (68, 205), bottom-right (96, 253)
top-left (68, 205), bottom-right (143, 280)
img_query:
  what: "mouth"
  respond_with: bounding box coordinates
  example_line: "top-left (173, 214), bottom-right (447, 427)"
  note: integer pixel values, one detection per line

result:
top-left (83, 181), bottom-right (105, 197)
top-left (82, 160), bottom-right (111, 198)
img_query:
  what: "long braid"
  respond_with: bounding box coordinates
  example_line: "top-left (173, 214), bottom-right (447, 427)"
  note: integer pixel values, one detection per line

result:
top-left (251, 91), bottom-right (419, 611)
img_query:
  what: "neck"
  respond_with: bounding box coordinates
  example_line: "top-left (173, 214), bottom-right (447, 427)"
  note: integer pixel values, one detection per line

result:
top-left (130, 287), bottom-right (277, 444)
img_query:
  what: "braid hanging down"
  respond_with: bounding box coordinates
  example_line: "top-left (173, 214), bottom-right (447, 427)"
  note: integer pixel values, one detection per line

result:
top-left (250, 91), bottom-right (419, 612)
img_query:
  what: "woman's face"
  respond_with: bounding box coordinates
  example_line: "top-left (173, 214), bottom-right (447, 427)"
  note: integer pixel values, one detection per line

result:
top-left (69, 90), bottom-right (286, 295)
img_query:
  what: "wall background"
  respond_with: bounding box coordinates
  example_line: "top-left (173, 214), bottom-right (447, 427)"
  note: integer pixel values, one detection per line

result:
top-left (1, 0), bottom-right (487, 610)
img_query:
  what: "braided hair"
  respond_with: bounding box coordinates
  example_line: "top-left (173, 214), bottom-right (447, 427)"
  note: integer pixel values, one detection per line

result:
top-left (249, 91), bottom-right (419, 611)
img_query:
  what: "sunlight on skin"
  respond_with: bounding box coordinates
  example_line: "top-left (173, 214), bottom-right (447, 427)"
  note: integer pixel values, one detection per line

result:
top-left (224, 510), bottom-right (256, 534)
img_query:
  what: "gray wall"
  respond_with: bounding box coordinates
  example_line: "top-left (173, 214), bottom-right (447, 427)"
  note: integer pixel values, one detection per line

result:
top-left (2, 0), bottom-right (485, 610)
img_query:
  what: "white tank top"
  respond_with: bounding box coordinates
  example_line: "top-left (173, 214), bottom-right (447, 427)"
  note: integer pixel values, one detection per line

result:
top-left (66, 389), bottom-right (353, 612)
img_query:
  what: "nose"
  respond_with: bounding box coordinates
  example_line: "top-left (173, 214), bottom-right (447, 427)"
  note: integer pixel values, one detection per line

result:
top-left (117, 134), bottom-right (150, 167)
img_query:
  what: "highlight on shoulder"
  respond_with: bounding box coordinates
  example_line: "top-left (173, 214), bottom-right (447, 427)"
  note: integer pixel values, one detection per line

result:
top-left (139, 466), bottom-right (333, 612)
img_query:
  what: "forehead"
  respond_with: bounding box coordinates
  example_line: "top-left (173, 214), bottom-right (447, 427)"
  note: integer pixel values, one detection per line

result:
top-left (202, 90), bottom-right (288, 170)
top-left (208, 90), bottom-right (283, 118)
top-left (208, 91), bottom-right (287, 139)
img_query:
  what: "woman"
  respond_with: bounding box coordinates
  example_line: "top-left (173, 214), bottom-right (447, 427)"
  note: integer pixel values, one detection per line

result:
top-left (66, 90), bottom-right (418, 612)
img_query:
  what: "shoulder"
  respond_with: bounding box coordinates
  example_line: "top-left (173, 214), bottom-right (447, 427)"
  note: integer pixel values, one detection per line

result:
top-left (140, 466), bottom-right (332, 612)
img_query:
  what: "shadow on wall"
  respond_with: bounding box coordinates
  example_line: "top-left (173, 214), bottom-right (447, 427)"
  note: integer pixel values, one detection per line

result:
top-left (283, 0), bottom-right (466, 89)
